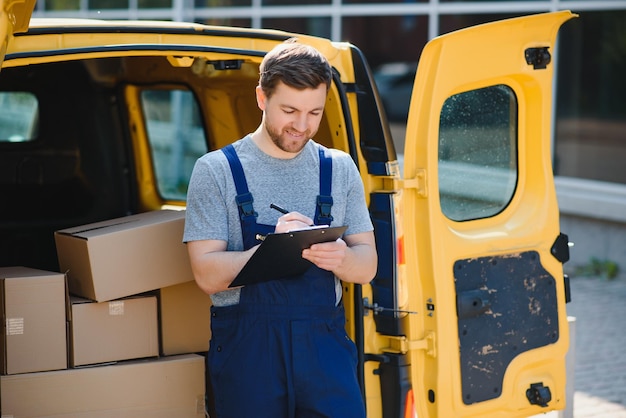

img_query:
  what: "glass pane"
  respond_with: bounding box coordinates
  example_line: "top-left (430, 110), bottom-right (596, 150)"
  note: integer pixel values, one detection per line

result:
top-left (343, 14), bottom-right (426, 123)
top-left (44, 0), bottom-right (79, 10)
top-left (264, 0), bottom-right (330, 4)
top-left (439, 85), bottom-right (518, 221)
top-left (142, 89), bottom-right (208, 201)
top-left (195, 17), bottom-right (252, 27)
top-left (0, 92), bottom-right (39, 143)
top-left (262, 17), bottom-right (331, 38)
top-left (138, 0), bottom-right (171, 7)
top-left (440, 0), bottom-right (540, 2)
top-left (342, 15), bottom-right (427, 69)
top-left (343, 0), bottom-right (426, 3)
top-left (554, 10), bottom-right (626, 184)
top-left (440, 13), bottom-right (518, 36)
top-left (90, 0), bottom-right (128, 9)
top-left (195, 0), bottom-right (251, 6)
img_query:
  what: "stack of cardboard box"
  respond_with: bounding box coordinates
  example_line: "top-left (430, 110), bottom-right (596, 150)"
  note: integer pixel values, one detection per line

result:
top-left (0, 210), bottom-right (211, 417)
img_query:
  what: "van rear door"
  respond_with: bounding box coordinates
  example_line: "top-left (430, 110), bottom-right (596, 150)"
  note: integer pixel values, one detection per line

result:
top-left (401, 11), bottom-right (576, 418)
top-left (0, 0), bottom-right (35, 67)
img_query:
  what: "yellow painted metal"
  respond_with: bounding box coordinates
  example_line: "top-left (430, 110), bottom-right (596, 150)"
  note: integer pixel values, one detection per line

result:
top-left (0, 0), bottom-right (35, 68)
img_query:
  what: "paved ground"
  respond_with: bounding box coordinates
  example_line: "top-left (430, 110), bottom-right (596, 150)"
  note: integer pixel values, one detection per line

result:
top-left (567, 275), bottom-right (626, 417)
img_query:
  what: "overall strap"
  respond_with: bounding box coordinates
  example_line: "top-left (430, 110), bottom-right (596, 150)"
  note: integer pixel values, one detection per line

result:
top-left (315, 145), bottom-right (334, 226)
top-left (222, 144), bottom-right (257, 229)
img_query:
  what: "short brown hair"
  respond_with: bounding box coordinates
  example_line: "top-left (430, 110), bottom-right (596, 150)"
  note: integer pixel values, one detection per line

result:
top-left (259, 39), bottom-right (332, 98)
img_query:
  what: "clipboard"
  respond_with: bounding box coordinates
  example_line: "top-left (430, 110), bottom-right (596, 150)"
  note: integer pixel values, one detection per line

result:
top-left (229, 225), bottom-right (348, 287)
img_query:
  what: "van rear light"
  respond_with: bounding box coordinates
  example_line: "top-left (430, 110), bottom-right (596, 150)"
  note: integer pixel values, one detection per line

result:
top-left (396, 234), bottom-right (409, 309)
top-left (404, 388), bottom-right (418, 418)
top-left (397, 235), bottom-right (405, 265)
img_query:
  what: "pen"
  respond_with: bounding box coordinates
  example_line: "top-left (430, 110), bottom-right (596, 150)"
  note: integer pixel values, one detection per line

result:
top-left (270, 203), bottom-right (289, 215)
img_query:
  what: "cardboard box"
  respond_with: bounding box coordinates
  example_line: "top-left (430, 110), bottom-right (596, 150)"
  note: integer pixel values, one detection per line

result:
top-left (160, 281), bottom-right (212, 356)
top-left (0, 266), bottom-right (67, 375)
top-left (70, 295), bottom-right (159, 367)
top-left (55, 209), bottom-right (193, 302)
top-left (1, 354), bottom-right (205, 417)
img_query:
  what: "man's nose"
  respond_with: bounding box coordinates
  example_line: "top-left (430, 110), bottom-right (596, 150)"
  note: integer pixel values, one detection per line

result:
top-left (293, 113), bottom-right (308, 132)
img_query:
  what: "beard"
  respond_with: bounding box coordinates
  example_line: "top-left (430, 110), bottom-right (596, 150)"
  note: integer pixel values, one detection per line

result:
top-left (264, 119), bottom-right (313, 154)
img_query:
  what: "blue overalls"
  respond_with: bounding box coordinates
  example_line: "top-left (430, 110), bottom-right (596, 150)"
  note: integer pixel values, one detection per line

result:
top-left (206, 144), bottom-right (366, 418)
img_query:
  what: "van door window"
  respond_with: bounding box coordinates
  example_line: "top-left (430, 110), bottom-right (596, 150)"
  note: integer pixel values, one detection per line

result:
top-left (0, 92), bottom-right (39, 142)
top-left (141, 88), bottom-right (207, 201)
top-left (438, 84), bottom-right (518, 221)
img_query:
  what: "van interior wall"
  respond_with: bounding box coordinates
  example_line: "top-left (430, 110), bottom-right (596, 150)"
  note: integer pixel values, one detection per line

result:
top-left (0, 54), bottom-right (343, 272)
top-left (0, 60), bottom-right (133, 271)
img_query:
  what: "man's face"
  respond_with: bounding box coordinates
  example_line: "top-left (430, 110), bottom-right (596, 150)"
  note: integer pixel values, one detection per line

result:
top-left (257, 81), bottom-right (327, 154)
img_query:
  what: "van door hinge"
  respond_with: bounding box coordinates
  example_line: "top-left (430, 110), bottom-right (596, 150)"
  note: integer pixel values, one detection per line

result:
top-left (399, 169), bottom-right (427, 197)
top-left (363, 297), bottom-right (418, 316)
top-left (387, 332), bottom-right (436, 357)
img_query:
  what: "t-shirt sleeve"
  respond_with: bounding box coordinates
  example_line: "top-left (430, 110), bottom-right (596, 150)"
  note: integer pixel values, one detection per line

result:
top-left (183, 152), bottom-right (230, 243)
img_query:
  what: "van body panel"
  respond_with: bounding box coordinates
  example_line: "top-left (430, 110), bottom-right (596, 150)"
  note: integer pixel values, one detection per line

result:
top-left (402, 11), bottom-right (576, 418)
top-left (0, 0), bottom-right (35, 66)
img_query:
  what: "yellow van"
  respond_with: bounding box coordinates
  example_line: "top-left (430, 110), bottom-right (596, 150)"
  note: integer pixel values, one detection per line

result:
top-left (0, 1), bottom-right (575, 416)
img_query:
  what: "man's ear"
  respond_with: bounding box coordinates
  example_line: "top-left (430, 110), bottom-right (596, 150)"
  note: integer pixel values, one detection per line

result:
top-left (255, 85), bottom-right (266, 111)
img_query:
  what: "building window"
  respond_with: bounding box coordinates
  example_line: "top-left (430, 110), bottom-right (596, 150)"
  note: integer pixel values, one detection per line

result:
top-left (138, 0), bottom-right (172, 7)
top-left (439, 13), bottom-right (519, 35)
top-left (195, 0), bottom-right (251, 6)
top-left (196, 17), bottom-right (252, 27)
top-left (263, 0), bottom-right (330, 4)
top-left (44, 0), bottom-right (80, 10)
top-left (342, 15), bottom-right (427, 70)
top-left (89, 0), bottom-right (129, 9)
top-left (440, 0), bottom-right (542, 2)
top-left (343, 0), bottom-right (427, 3)
top-left (262, 17), bottom-right (331, 38)
top-left (554, 10), bottom-right (626, 184)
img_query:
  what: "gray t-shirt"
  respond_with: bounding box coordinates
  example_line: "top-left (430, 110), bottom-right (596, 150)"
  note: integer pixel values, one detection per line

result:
top-left (184, 135), bottom-right (373, 306)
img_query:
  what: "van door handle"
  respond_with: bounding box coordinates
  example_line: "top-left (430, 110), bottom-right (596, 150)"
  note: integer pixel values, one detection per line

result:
top-left (457, 289), bottom-right (492, 319)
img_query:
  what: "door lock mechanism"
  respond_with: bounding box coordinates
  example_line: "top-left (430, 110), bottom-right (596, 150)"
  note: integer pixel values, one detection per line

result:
top-left (526, 382), bottom-right (552, 407)
top-left (456, 289), bottom-right (492, 319)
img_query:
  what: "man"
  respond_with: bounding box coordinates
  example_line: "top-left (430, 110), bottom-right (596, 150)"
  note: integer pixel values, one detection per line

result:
top-left (184, 39), bottom-right (377, 418)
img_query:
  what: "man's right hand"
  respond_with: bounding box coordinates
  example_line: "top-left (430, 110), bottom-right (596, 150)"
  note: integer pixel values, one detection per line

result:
top-left (274, 211), bottom-right (314, 233)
